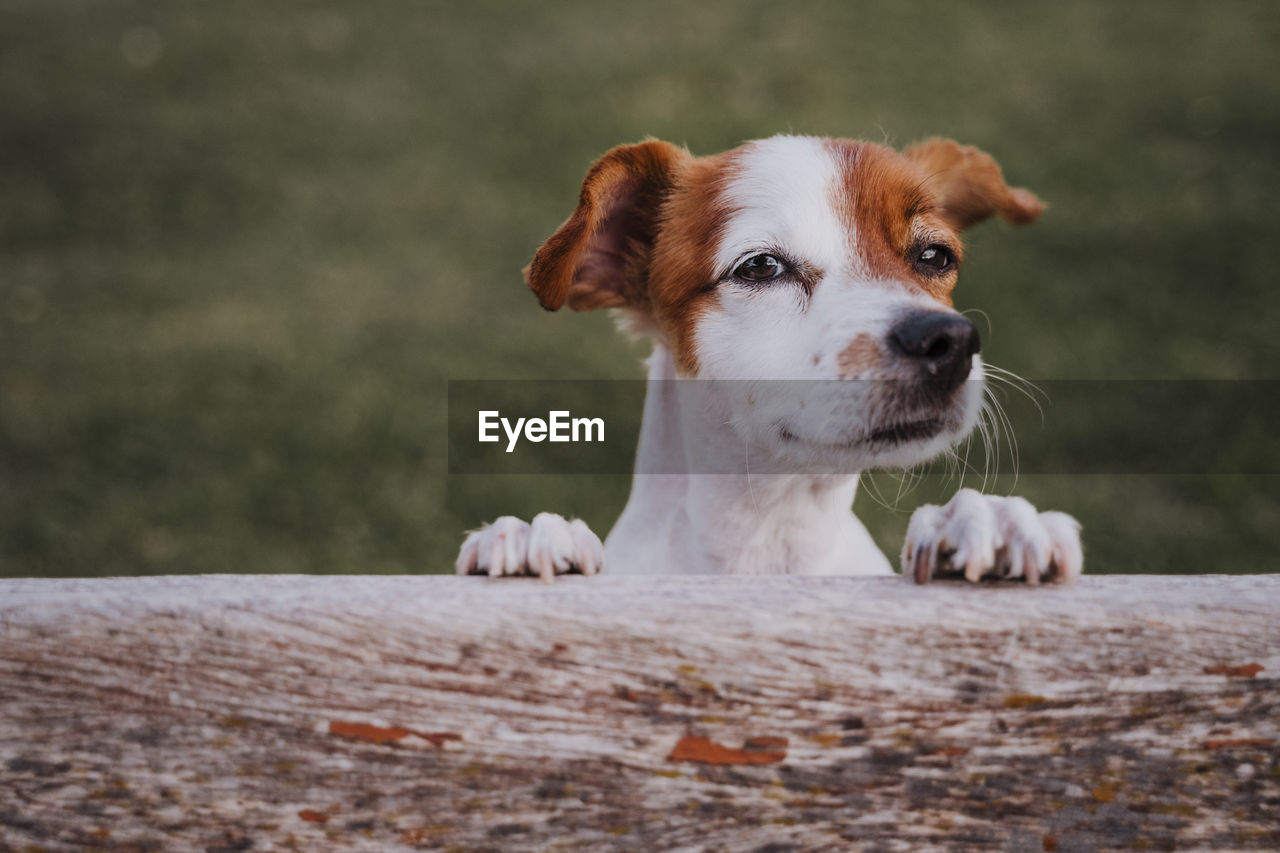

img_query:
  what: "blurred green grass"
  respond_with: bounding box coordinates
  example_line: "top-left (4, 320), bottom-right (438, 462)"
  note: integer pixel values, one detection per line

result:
top-left (2, 0), bottom-right (1277, 576)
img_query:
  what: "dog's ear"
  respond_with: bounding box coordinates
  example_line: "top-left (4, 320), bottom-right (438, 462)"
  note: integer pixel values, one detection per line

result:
top-left (904, 138), bottom-right (1045, 231)
top-left (524, 140), bottom-right (689, 311)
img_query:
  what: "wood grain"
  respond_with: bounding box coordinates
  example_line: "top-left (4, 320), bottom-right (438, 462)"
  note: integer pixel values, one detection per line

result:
top-left (2, 574), bottom-right (1278, 851)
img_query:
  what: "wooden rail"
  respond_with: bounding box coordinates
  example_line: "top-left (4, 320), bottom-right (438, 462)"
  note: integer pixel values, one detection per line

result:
top-left (2, 574), bottom-right (1278, 851)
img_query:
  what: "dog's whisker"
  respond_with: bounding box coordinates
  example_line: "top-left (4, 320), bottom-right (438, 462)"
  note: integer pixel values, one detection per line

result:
top-left (960, 307), bottom-right (994, 343)
top-left (992, 389), bottom-right (1020, 477)
top-left (891, 469), bottom-right (909, 510)
top-left (947, 440), bottom-right (963, 487)
top-left (860, 468), bottom-right (890, 507)
top-left (998, 402), bottom-right (1020, 487)
top-left (979, 379), bottom-right (1022, 495)
top-left (859, 470), bottom-right (898, 514)
top-left (984, 396), bottom-right (1003, 483)
top-left (984, 398), bottom-right (1001, 486)
top-left (955, 422), bottom-right (991, 488)
top-left (971, 407), bottom-right (990, 491)
top-left (972, 405), bottom-right (994, 490)
top-left (743, 438), bottom-right (761, 517)
top-left (897, 462), bottom-right (921, 507)
top-left (984, 364), bottom-right (1046, 424)
top-left (959, 397), bottom-right (996, 492)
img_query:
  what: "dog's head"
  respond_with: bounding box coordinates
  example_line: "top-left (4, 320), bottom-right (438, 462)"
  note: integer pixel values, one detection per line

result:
top-left (525, 135), bottom-right (1043, 470)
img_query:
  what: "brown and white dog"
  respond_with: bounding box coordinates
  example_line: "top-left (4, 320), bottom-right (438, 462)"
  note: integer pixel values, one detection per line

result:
top-left (456, 135), bottom-right (1082, 583)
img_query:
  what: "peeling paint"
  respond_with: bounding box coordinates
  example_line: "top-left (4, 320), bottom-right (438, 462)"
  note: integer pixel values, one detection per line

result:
top-left (667, 734), bottom-right (788, 765)
top-left (1204, 663), bottom-right (1265, 678)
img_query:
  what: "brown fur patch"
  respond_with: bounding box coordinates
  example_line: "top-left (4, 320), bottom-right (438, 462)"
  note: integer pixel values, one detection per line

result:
top-left (826, 139), bottom-right (959, 305)
top-left (647, 149), bottom-right (741, 374)
top-left (825, 138), bottom-right (1043, 308)
top-left (523, 142), bottom-right (735, 375)
top-left (836, 332), bottom-right (881, 377)
top-left (903, 138), bottom-right (1045, 230)
top-left (524, 140), bottom-right (692, 312)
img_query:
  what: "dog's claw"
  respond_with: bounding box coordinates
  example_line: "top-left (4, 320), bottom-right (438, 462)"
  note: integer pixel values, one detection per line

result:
top-left (456, 513), bottom-right (605, 579)
top-left (912, 543), bottom-right (933, 585)
top-left (901, 489), bottom-right (1082, 585)
top-left (904, 504), bottom-right (943, 584)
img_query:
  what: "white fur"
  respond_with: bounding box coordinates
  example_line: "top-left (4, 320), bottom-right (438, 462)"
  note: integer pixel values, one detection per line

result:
top-left (712, 136), bottom-right (850, 277)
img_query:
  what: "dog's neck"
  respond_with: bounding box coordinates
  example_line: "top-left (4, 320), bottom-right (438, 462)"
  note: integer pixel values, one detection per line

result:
top-left (603, 345), bottom-right (891, 576)
top-left (631, 345), bottom-right (831, 478)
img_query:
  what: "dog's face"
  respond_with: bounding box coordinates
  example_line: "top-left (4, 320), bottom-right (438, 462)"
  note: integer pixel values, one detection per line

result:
top-left (526, 135), bottom-right (1043, 470)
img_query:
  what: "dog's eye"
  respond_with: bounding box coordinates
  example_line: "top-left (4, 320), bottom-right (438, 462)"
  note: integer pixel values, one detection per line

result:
top-left (733, 253), bottom-right (785, 282)
top-left (915, 245), bottom-right (956, 274)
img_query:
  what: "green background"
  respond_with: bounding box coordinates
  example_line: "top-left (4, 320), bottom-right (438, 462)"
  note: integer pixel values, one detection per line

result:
top-left (2, 1), bottom-right (1277, 577)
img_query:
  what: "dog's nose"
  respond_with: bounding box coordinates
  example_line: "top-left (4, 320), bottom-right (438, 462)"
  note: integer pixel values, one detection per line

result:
top-left (888, 311), bottom-right (980, 393)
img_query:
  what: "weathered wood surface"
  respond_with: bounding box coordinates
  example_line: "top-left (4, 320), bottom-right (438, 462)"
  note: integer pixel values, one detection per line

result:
top-left (1, 575), bottom-right (1278, 853)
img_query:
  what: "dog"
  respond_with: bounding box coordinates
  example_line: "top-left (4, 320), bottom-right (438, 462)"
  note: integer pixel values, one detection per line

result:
top-left (455, 135), bottom-right (1082, 583)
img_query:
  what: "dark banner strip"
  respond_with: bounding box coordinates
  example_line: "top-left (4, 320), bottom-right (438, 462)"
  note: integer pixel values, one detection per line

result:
top-left (447, 380), bottom-right (1279, 476)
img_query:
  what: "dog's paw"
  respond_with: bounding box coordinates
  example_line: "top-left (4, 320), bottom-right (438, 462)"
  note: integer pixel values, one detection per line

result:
top-left (902, 489), bottom-right (1082, 585)
top-left (455, 513), bottom-right (605, 580)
